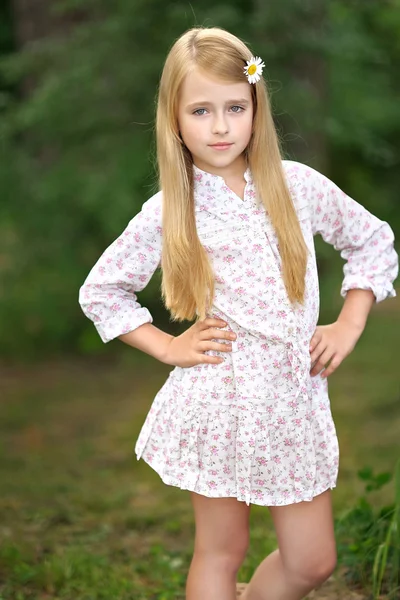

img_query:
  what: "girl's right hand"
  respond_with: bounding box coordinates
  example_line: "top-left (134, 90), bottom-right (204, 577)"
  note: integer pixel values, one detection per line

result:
top-left (162, 318), bottom-right (237, 368)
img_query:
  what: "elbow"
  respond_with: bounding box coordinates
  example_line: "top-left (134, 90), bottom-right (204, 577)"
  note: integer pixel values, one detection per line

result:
top-left (78, 283), bottom-right (91, 316)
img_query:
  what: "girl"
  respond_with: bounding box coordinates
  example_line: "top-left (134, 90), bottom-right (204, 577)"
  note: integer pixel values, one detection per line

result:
top-left (79, 27), bottom-right (398, 600)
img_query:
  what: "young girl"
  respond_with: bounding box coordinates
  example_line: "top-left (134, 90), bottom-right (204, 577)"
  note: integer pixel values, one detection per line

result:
top-left (79, 27), bottom-right (398, 600)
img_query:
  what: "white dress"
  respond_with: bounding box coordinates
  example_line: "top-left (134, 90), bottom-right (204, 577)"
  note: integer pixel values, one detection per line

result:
top-left (79, 161), bottom-right (398, 506)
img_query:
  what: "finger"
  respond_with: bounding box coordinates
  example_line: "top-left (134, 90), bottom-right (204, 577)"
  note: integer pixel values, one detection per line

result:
top-left (201, 318), bottom-right (227, 329)
top-left (309, 330), bottom-right (322, 352)
top-left (198, 341), bottom-right (232, 353)
top-left (321, 355), bottom-right (342, 378)
top-left (310, 339), bottom-right (326, 364)
top-left (199, 354), bottom-right (224, 364)
top-left (199, 327), bottom-right (236, 341)
top-left (310, 347), bottom-right (334, 376)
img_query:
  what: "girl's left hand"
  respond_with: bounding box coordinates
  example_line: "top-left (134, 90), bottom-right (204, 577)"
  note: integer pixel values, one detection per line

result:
top-left (309, 320), bottom-right (363, 378)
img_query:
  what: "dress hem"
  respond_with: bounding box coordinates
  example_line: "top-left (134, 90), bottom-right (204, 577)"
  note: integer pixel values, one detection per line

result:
top-left (137, 453), bottom-right (337, 508)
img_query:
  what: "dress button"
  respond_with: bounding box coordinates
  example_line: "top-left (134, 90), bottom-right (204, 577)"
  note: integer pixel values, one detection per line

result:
top-left (288, 327), bottom-right (294, 335)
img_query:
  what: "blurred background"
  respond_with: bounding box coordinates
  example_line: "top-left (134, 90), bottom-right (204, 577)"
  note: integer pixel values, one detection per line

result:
top-left (0, 1), bottom-right (399, 599)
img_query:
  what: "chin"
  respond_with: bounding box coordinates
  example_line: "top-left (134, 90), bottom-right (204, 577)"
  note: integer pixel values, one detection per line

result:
top-left (214, 157), bottom-right (242, 167)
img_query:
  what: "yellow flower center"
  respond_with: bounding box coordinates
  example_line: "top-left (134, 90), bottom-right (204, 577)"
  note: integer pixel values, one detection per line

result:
top-left (248, 64), bottom-right (257, 75)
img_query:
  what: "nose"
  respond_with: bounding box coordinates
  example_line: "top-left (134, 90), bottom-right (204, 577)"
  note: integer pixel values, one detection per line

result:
top-left (211, 111), bottom-right (229, 135)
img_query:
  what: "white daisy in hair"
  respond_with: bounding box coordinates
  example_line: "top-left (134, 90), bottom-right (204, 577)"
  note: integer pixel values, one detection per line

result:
top-left (244, 56), bottom-right (265, 84)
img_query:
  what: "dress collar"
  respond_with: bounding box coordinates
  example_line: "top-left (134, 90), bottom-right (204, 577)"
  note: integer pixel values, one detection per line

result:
top-left (193, 164), bottom-right (253, 194)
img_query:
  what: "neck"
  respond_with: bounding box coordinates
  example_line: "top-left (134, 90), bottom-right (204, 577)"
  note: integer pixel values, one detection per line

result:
top-left (193, 154), bottom-right (247, 180)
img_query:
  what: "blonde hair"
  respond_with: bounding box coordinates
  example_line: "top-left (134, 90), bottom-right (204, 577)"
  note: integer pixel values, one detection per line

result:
top-left (156, 27), bottom-right (308, 322)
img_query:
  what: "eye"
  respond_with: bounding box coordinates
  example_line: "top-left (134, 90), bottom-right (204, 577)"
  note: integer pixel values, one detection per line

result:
top-left (193, 108), bottom-right (208, 116)
top-left (230, 105), bottom-right (244, 113)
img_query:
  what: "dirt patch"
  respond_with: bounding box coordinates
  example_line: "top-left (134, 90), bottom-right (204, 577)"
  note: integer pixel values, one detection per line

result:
top-left (236, 576), bottom-right (367, 599)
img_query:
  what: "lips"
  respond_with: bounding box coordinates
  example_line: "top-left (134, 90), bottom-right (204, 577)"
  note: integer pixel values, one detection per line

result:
top-left (209, 143), bottom-right (233, 149)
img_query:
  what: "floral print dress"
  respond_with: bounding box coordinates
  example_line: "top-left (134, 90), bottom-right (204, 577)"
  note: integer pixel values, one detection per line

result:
top-left (79, 161), bottom-right (398, 506)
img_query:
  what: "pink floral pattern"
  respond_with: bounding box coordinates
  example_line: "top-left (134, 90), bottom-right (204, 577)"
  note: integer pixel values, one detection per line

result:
top-left (79, 161), bottom-right (398, 506)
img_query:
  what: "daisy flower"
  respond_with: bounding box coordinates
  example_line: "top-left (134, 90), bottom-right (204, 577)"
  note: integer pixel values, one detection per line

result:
top-left (244, 56), bottom-right (265, 84)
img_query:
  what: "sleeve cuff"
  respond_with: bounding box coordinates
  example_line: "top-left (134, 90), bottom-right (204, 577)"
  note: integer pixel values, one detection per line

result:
top-left (340, 279), bottom-right (397, 304)
top-left (94, 307), bottom-right (154, 343)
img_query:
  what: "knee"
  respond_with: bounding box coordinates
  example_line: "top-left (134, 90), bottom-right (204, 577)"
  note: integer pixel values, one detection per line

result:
top-left (195, 532), bottom-right (249, 574)
top-left (288, 551), bottom-right (337, 589)
top-left (213, 547), bottom-right (248, 575)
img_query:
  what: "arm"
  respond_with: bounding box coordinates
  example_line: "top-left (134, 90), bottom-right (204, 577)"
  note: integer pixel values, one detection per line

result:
top-left (336, 288), bottom-right (375, 333)
top-left (307, 165), bottom-right (398, 303)
top-left (78, 194), bottom-right (236, 367)
top-left (118, 323), bottom-right (173, 363)
top-left (296, 163), bottom-right (399, 377)
top-left (118, 318), bottom-right (236, 366)
top-left (309, 288), bottom-right (375, 379)
top-left (78, 192), bottom-right (163, 343)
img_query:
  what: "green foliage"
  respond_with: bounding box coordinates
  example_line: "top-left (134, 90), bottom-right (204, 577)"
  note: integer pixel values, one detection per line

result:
top-left (0, 541), bottom-right (190, 599)
top-left (336, 459), bottom-right (400, 598)
top-left (0, 0), bottom-right (399, 358)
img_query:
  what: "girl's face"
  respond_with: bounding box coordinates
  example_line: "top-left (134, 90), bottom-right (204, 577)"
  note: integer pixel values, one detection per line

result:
top-left (178, 67), bottom-right (253, 177)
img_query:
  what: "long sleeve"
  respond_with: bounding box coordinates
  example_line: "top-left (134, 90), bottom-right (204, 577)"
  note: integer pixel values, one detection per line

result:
top-left (78, 192), bottom-right (163, 342)
top-left (288, 161), bottom-right (398, 302)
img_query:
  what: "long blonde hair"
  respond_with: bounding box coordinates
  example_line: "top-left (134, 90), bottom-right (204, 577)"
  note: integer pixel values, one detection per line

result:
top-left (156, 27), bottom-right (308, 322)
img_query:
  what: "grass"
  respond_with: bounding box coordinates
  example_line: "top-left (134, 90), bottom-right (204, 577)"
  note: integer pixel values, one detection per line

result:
top-left (0, 298), bottom-right (399, 599)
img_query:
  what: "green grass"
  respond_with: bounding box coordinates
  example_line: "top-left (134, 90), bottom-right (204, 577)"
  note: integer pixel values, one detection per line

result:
top-left (0, 300), bottom-right (399, 599)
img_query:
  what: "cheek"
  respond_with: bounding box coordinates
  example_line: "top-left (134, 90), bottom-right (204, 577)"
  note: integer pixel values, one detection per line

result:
top-left (241, 112), bottom-right (254, 140)
top-left (179, 117), bottom-right (204, 147)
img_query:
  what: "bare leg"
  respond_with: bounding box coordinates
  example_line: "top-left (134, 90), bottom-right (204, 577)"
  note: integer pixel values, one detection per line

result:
top-left (186, 493), bottom-right (251, 600)
top-left (242, 490), bottom-right (337, 600)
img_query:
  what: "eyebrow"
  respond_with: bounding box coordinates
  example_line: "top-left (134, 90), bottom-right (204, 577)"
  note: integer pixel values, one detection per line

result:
top-left (186, 99), bottom-right (250, 109)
